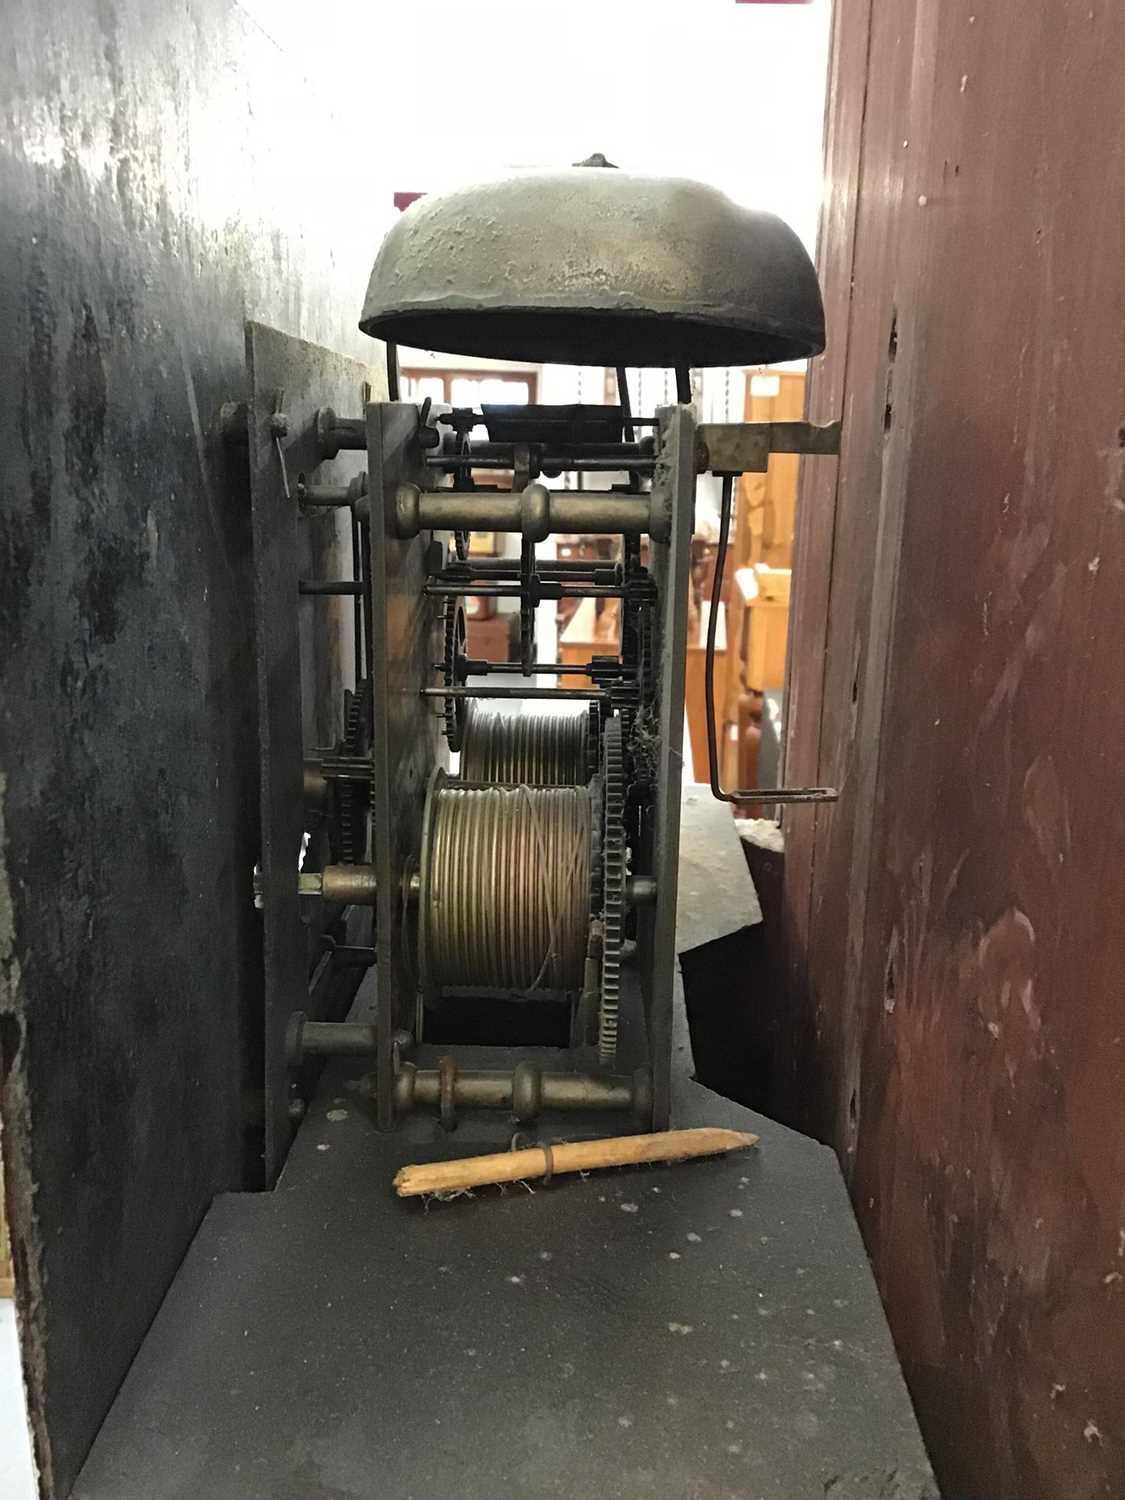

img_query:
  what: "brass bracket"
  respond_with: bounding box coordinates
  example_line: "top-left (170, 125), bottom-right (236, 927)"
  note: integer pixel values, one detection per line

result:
top-left (695, 419), bottom-right (842, 476)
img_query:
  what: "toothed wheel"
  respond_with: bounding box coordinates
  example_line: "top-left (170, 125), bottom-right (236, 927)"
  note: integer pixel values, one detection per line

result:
top-left (599, 714), bottom-right (626, 1067)
top-left (338, 679), bottom-right (371, 863)
top-left (518, 539), bottom-right (536, 674)
top-left (638, 604), bottom-right (656, 708)
top-left (586, 702), bottom-right (601, 780)
top-left (443, 598), bottom-right (468, 751)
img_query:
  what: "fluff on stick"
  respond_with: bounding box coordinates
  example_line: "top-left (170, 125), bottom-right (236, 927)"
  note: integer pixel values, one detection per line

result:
top-left (393, 1127), bottom-right (758, 1199)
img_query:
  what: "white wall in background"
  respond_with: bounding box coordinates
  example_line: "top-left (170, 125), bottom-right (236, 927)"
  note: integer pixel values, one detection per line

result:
top-left (241, 0), bottom-right (831, 261)
top-left (0, 1304), bottom-right (36, 1499)
top-left (238, 0), bottom-right (831, 414)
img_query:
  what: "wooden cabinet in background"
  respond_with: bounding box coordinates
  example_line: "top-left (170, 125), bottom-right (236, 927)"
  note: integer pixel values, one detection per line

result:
top-left (559, 596), bottom-right (619, 689)
top-left (691, 368), bottom-right (806, 791)
top-left (466, 613), bottom-right (512, 662)
top-left (736, 369), bottom-right (806, 570)
top-left (686, 636), bottom-right (728, 785)
top-left (741, 564), bottom-right (791, 694)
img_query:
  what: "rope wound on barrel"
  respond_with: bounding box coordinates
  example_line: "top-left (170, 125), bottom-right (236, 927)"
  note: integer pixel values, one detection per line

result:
top-left (459, 701), bottom-right (590, 786)
top-left (421, 780), bottom-right (591, 994)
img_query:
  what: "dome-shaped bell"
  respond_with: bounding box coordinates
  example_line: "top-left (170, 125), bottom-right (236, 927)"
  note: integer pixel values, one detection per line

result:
top-left (359, 168), bottom-right (825, 368)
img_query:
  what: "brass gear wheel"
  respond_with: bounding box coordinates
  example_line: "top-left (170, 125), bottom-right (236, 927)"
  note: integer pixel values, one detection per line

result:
top-left (638, 604), bottom-right (656, 708)
top-left (599, 714), bottom-right (626, 1066)
top-left (442, 598), bottom-right (468, 751)
top-left (338, 680), bottom-right (371, 864)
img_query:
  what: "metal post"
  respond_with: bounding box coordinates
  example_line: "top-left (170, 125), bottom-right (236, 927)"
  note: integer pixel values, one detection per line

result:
top-left (421, 685), bottom-right (607, 702)
top-left (395, 483), bottom-right (666, 542)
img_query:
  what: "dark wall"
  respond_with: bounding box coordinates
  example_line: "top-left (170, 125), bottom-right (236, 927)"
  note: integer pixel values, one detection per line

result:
top-left (783, 2), bottom-right (1125, 1497)
top-left (0, 2), bottom-right (383, 1493)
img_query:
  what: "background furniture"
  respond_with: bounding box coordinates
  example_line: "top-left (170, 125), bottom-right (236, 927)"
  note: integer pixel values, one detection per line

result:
top-left (688, 369), bottom-right (805, 792)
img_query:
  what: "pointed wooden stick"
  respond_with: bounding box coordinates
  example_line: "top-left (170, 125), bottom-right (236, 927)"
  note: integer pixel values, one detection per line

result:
top-left (393, 1126), bottom-right (758, 1198)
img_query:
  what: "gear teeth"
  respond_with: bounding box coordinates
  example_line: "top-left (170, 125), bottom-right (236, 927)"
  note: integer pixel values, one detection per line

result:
top-left (599, 714), bottom-right (626, 1067)
top-left (339, 683), bottom-right (370, 863)
top-left (443, 598), bottom-right (467, 751)
top-left (639, 605), bottom-right (656, 707)
top-left (586, 703), bottom-right (601, 781)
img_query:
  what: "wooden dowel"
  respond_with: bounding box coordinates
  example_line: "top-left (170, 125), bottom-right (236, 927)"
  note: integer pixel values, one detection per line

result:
top-left (393, 1126), bottom-right (758, 1198)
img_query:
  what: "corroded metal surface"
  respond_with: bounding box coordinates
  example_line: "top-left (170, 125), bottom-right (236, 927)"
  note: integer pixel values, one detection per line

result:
top-left (637, 405), bottom-right (697, 1129)
top-left (367, 401), bottom-right (442, 1128)
top-left (244, 322), bottom-right (377, 1181)
top-left (360, 169), bottom-right (825, 367)
top-left (0, 1), bottom-right (381, 1493)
